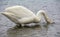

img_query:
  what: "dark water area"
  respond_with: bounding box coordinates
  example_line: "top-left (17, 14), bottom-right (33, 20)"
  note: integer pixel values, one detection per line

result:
top-left (0, 0), bottom-right (60, 37)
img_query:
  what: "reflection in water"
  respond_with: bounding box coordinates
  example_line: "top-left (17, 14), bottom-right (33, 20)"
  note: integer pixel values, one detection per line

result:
top-left (7, 23), bottom-right (50, 37)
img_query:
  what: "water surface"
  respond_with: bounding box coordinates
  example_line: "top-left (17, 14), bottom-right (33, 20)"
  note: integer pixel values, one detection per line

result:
top-left (0, 0), bottom-right (60, 37)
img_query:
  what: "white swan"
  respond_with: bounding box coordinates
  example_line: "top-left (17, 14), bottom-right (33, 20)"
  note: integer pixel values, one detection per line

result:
top-left (2, 6), bottom-right (53, 27)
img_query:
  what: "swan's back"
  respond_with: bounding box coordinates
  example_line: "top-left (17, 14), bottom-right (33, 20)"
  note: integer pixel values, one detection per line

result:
top-left (5, 6), bottom-right (35, 18)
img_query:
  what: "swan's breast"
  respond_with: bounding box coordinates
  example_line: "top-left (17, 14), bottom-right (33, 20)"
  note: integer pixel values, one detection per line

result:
top-left (34, 17), bottom-right (40, 23)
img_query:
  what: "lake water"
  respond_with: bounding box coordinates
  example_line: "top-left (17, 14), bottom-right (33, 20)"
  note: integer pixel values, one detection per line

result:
top-left (0, 0), bottom-right (60, 37)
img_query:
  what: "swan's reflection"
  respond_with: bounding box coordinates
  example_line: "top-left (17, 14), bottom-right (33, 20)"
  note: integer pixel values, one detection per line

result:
top-left (7, 23), bottom-right (50, 37)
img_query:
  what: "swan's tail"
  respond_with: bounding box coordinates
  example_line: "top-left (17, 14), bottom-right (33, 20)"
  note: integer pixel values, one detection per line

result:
top-left (1, 12), bottom-right (21, 24)
top-left (0, 12), bottom-right (4, 15)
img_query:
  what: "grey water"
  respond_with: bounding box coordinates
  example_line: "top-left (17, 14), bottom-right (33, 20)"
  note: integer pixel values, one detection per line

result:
top-left (0, 0), bottom-right (60, 37)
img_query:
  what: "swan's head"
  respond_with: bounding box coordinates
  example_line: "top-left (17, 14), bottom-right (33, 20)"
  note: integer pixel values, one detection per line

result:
top-left (46, 18), bottom-right (54, 24)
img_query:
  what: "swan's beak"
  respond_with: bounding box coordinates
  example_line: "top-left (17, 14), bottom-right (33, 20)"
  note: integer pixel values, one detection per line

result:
top-left (47, 19), bottom-right (54, 24)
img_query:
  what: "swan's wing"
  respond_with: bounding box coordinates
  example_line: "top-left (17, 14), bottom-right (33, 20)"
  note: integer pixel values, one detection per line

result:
top-left (5, 6), bottom-right (35, 18)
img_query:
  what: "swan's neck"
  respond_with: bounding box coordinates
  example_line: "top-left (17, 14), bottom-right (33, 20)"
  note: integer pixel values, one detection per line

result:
top-left (42, 13), bottom-right (49, 22)
top-left (36, 11), bottom-right (51, 23)
top-left (34, 15), bottom-right (41, 23)
top-left (36, 12), bottom-right (42, 21)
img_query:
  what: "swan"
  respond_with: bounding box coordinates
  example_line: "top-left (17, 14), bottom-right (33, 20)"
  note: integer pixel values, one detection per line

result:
top-left (1, 6), bottom-right (53, 27)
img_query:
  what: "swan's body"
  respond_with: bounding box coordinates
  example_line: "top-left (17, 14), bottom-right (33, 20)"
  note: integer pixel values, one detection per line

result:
top-left (2, 6), bottom-right (53, 27)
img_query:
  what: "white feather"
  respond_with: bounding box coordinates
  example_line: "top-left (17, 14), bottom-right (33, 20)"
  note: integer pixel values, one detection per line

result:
top-left (2, 6), bottom-right (53, 26)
